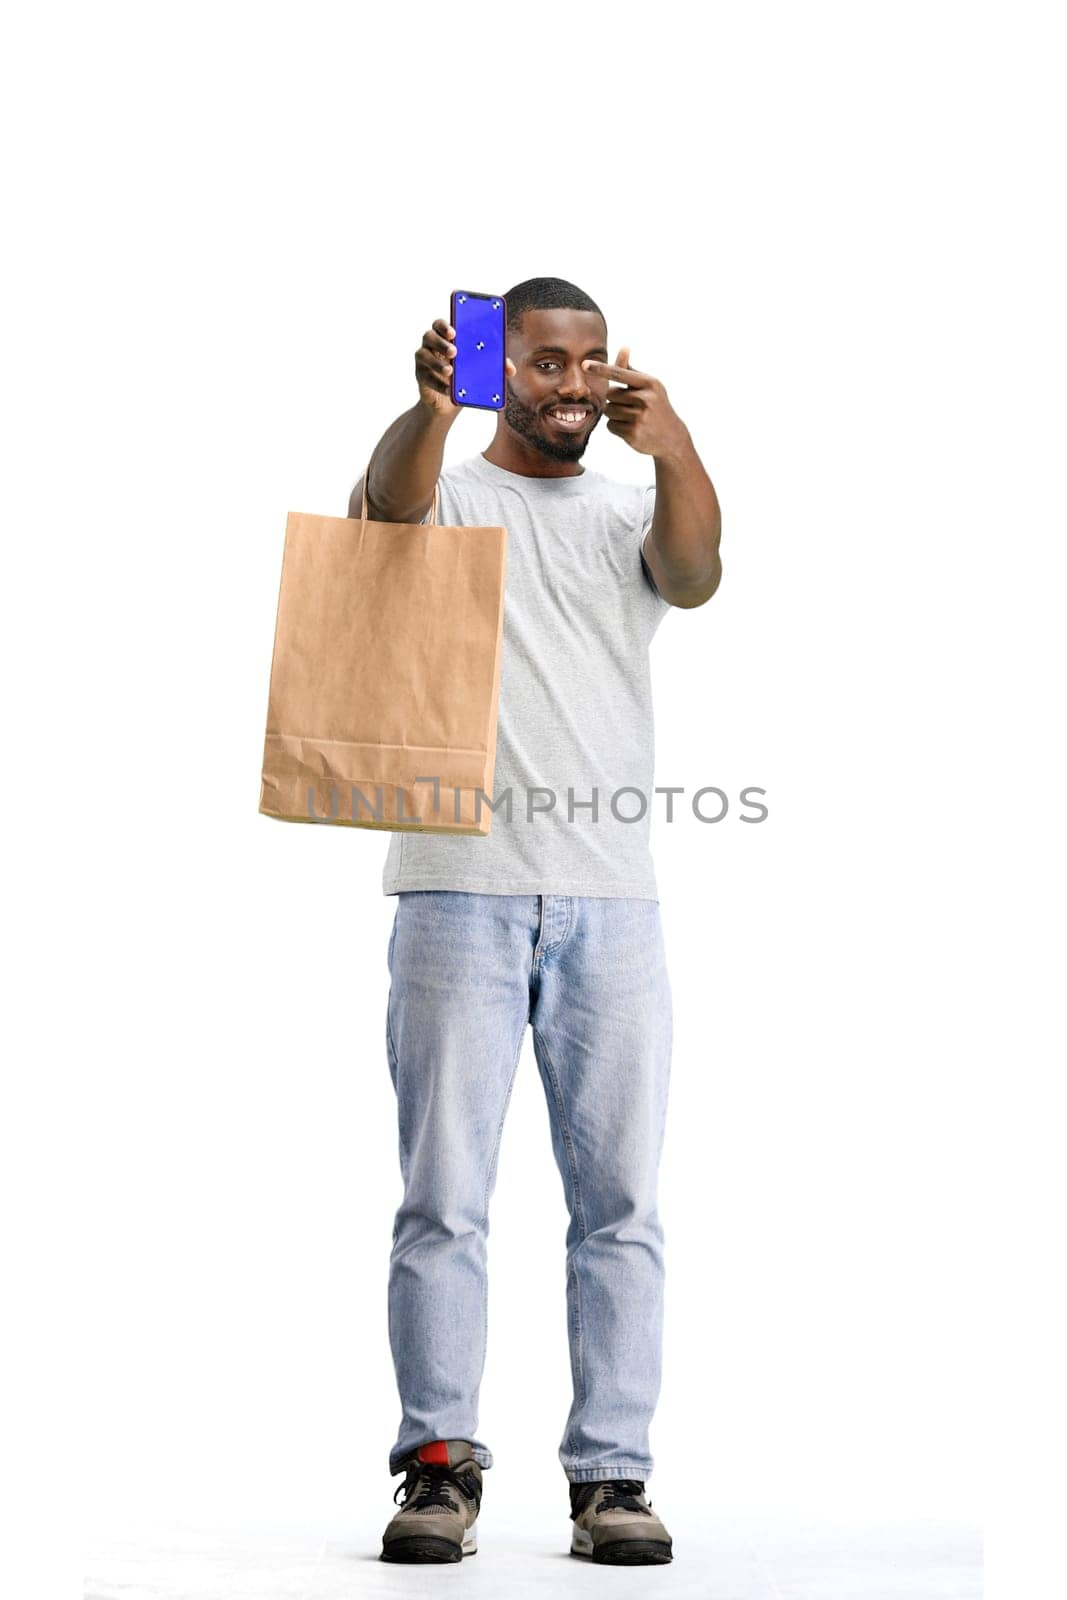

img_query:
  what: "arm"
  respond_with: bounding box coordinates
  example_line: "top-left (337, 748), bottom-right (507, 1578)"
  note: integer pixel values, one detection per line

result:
top-left (348, 315), bottom-right (462, 523)
top-left (643, 432), bottom-right (722, 609)
top-left (349, 399), bottom-right (458, 523)
top-left (581, 352), bottom-right (722, 610)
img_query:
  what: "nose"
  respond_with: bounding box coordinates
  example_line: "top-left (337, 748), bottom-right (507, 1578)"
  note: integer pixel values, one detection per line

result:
top-left (556, 362), bottom-right (594, 402)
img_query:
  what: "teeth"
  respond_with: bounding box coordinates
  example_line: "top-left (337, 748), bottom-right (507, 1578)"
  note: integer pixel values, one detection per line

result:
top-left (551, 410), bottom-right (587, 422)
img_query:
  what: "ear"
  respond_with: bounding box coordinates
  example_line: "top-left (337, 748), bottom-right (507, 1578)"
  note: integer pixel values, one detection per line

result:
top-left (505, 358), bottom-right (517, 378)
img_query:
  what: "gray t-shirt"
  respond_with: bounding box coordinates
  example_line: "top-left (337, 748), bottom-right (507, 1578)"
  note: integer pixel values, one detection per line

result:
top-left (382, 451), bottom-right (672, 899)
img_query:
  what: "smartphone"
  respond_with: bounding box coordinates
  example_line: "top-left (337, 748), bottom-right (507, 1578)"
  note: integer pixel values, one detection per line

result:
top-left (450, 290), bottom-right (507, 410)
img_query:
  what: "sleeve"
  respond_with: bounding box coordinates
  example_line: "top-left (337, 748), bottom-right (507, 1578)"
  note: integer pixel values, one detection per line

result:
top-left (638, 483), bottom-right (671, 607)
top-left (420, 478), bottom-right (447, 526)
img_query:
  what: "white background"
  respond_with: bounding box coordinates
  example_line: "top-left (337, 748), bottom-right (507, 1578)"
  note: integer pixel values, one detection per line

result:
top-left (3, 3), bottom-right (1063, 1596)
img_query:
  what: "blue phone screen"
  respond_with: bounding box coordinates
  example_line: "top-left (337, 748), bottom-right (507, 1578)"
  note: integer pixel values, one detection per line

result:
top-left (452, 292), bottom-right (507, 410)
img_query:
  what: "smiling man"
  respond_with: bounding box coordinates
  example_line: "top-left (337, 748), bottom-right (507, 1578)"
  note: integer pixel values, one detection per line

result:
top-left (349, 277), bottom-right (721, 1566)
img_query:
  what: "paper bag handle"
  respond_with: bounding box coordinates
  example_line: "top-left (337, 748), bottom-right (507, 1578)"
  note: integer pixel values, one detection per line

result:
top-left (361, 454), bottom-right (440, 526)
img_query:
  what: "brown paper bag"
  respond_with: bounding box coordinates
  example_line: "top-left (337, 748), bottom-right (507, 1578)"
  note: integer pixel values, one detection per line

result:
top-left (259, 459), bottom-right (507, 834)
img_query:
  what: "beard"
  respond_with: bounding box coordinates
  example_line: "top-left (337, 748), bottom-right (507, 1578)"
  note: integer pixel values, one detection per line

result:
top-left (503, 390), bottom-right (596, 463)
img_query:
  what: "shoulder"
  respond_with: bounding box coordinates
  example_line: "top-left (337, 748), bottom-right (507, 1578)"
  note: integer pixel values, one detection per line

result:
top-left (580, 470), bottom-right (669, 610)
top-left (586, 470), bottom-right (657, 538)
top-left (416, 458), bottom-right (485, 523)
top-left (433, 456), bottom-right (493, 502)
top-left (595, 474), bottom-right (669, 608)
top-left (582, 467), bottom-right (654, 517)
top-left (440, 455), bottom-right (483, 484)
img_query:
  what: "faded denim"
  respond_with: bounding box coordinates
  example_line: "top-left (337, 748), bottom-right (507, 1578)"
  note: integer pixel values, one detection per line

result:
top-left (385, 890), bottom-right (673, 1483)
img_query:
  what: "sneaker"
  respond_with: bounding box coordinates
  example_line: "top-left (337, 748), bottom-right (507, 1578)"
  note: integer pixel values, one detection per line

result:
top-left (380, 1440), bottom-right (482, 1563)
top-left (569, 1478), bottom-right (673, 1564)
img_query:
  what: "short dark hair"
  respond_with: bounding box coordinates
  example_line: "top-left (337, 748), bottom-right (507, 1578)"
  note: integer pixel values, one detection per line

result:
top-left (502, 276), bottom-right (605, 335)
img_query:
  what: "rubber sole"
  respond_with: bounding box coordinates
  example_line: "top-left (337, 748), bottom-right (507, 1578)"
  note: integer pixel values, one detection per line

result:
top-left (571, 1527), bottom-right (673, 1564)
top-left (380, 1526), bottom-right (478, 1563)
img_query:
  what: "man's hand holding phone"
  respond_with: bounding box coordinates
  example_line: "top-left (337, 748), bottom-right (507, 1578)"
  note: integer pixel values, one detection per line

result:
top-left (415, 300), bottom-right (516, 419)
top-left (415, 319), bottom-right (464, 418)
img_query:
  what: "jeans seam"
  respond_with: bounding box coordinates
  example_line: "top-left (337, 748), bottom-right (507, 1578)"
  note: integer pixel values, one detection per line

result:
top-left (386, 996), bottom-right (399, 1073)
top-left (532, 1025), bottom-right (587, 1460)
top-left (482, 1027), bottom-right (527, 1225)
top-left (479, 1026), bottom-right (526, 1394)
top-left (386, 914), bottom-right (400, 1068)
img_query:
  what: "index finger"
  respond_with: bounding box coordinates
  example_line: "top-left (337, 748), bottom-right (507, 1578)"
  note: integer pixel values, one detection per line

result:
top-left (581, 359), bottom-right (650, 385)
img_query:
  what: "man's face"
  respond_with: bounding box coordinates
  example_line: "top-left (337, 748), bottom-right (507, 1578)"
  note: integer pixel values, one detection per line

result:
top-left (503, 308), bottom-right (610, 463)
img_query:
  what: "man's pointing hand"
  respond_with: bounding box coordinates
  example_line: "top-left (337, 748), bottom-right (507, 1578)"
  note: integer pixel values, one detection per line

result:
top-left (582, 348), bottom-right (690, 460)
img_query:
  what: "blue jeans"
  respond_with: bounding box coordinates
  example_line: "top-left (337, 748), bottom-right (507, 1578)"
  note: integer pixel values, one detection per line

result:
top-left (385, 891), bottom-right (673, 1483)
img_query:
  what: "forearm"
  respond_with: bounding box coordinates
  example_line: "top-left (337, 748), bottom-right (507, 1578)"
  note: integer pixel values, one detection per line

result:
top-left (647, 433), bottom-right (723, 605)
top-left (349, 400), bottom-right (457, 522)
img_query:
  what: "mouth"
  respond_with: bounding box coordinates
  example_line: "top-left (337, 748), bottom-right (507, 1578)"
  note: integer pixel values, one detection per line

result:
top-left (544, 406), bottom-right (595, 433)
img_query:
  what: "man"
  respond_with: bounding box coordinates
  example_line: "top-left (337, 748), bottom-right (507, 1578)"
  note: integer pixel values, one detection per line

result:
top-left (349, 277), bottom-right (721, 1566)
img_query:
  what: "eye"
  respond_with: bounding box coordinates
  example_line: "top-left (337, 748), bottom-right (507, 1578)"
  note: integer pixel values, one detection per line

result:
top-left (536, 361), bottom-right (561, 371)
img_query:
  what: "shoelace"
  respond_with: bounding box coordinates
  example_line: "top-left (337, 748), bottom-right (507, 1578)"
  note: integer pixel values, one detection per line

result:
top-left (595, 1479), bottom-right (652, 1516)
top-left (394, 1461), bottom-right (467, 1512)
